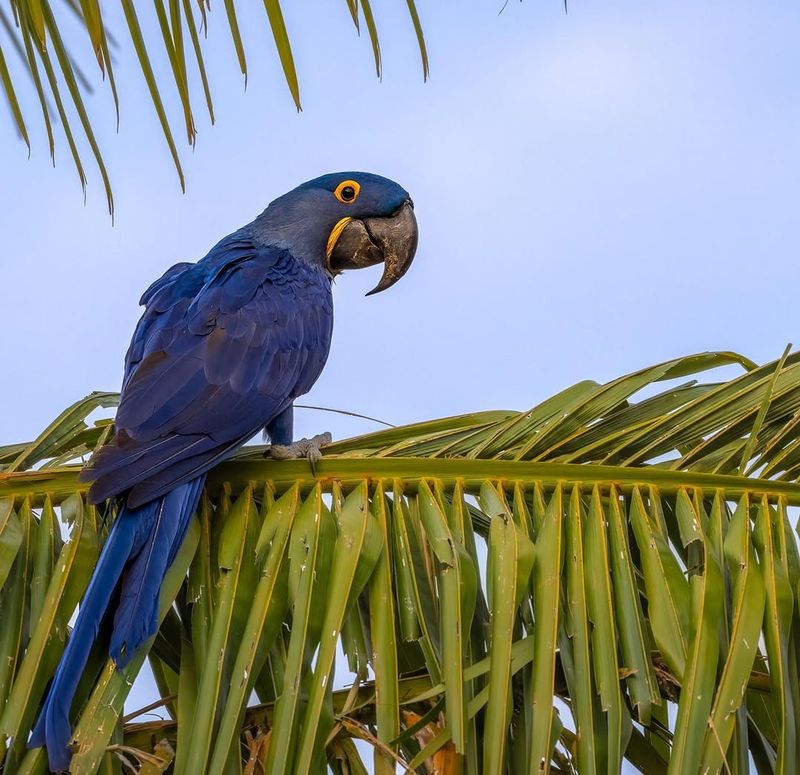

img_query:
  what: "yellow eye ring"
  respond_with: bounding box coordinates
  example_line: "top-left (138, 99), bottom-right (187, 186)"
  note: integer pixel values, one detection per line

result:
top-left (334, 179), bottom-right (361, 204)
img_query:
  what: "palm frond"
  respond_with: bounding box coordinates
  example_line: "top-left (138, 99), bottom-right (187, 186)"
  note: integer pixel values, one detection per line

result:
top-left (0, 0), bottom-right (431, 212)
top-left (1, 350), bottom-right (799, 772)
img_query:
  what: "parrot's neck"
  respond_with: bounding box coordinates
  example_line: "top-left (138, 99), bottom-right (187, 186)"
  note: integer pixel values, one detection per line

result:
top-left (250, 202), bottom-right (330, 270)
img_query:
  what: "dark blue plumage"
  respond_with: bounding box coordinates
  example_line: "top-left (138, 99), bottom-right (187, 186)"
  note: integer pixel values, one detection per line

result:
top-left (31, 172), bottom-right (416, 772)
top-left (88, 235), bottom-right (333, 507)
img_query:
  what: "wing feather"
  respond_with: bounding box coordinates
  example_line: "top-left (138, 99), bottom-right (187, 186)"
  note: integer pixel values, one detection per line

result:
top-left (82, 234), bottom-right (333, 506)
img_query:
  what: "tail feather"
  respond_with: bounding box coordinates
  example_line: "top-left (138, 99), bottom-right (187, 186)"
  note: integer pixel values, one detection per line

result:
top-left (28, 520), bottom-right (135, 770)
top-left (110, 477), bottom-right (203, 666)
top-left (30, 477), bottom-right (203, 772)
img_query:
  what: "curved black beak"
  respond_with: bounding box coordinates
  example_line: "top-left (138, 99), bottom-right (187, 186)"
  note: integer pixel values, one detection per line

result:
top-left (327, 200), bottom-right (418, 295)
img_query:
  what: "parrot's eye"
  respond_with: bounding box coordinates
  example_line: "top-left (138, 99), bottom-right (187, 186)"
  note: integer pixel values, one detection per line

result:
top-left (334, 180), bottom-right (360, 204)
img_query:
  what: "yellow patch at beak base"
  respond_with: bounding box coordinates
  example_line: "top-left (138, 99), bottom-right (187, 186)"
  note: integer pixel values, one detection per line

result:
top-left (326, 217), bottom-right (353, 265)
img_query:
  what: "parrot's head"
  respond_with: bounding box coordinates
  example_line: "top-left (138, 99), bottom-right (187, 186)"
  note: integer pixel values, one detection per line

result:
top-left (258, 172), bottom-right (418, 294)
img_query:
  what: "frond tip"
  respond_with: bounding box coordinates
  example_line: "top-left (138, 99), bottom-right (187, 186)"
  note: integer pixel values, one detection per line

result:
top-left (2, 0), bottom-right (429, 209)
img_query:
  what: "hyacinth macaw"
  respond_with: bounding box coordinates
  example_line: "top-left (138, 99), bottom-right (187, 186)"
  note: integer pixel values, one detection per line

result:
top-left (30, 172), bottom-right (418, 772)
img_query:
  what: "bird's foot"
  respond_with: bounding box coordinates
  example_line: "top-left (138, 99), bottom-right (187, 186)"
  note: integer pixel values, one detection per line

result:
top-left (267, 432), bottom-right (332, 465)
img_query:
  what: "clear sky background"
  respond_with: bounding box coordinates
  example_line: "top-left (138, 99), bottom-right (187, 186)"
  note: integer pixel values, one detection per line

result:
top-left (1, 0), bottom-right (799, 754)
top-left (3, 0), bottom-right (799, 447)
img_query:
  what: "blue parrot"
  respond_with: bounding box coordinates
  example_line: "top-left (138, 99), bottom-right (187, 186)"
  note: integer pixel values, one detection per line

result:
top-left (30, 172), bottom-right (418, 772)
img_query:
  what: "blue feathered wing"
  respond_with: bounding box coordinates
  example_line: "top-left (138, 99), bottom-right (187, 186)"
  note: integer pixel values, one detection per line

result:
top-left (88, 232), bottom-right (333, 507)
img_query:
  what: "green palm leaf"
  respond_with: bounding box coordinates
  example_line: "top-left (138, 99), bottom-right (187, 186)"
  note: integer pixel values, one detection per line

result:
top-left (2, 349), bottom-right (800, 772)
top-left (0, 0), bottom-right (430, 210)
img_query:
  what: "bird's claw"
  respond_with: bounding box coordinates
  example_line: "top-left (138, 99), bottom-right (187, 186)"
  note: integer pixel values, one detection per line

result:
top-left (267, 432), bottom-right (332, 474)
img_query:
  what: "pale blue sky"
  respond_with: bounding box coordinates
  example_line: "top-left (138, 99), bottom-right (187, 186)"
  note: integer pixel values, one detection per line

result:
top-left (1, 0), bottom-right (799, 752)
top-left (3, 0), bottom-right (799, 447)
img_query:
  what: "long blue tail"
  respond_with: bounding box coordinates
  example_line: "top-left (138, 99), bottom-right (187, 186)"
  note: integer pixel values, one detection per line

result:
top-left (30, 476), bottom-right (204, 772)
